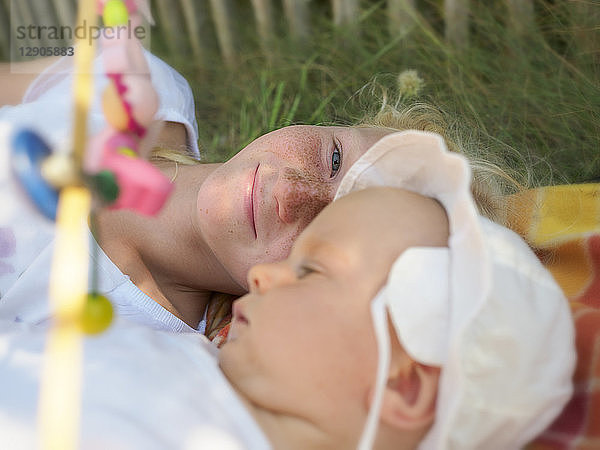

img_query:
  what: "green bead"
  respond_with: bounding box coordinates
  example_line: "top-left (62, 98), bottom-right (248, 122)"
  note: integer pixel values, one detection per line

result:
top-left (91, 170), bottom-right (120, 204)
top-left (103, 0), bottom-right (129, 27)
top-left (81, 293), bottom-right (114, 335)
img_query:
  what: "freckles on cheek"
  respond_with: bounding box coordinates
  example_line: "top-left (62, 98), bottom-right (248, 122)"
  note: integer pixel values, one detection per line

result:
top-left (280, 169), bottom-right (332, 224)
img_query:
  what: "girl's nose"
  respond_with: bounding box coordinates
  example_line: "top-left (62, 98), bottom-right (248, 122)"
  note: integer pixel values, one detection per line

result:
top-left (247, 261), bottom-right (295, 294)
top-left (272, 168), bottom-right (331, 224)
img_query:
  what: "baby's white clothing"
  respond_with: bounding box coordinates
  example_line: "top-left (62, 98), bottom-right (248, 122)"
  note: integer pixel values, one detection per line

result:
top-left (0, 52), bottom-right (205, 333)
top-left (0, 319), bottom-right (271, 449)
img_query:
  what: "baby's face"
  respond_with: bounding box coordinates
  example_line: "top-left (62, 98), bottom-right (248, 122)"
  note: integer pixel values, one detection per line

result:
top-left (219, 187), bottom-right (449, 435)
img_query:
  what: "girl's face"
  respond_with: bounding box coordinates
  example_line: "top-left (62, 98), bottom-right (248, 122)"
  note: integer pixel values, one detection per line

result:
top-left (196, 125), bottom-right (395, 291)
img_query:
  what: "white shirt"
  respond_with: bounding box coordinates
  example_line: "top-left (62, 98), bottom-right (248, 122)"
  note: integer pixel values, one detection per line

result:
top-left (0, 319), bottom-right (271, 449)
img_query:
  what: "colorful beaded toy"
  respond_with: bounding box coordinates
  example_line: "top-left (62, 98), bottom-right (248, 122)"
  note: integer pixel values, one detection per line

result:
top-left (9, 0), bottom-right (170, 447)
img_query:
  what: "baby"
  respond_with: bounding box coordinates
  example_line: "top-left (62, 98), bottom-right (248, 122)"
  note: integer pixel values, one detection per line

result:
top-left (219, 130), bottom-right (576, 449)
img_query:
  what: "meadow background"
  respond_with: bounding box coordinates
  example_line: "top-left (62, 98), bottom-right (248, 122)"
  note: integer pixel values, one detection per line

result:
top-left (2, 0), bottom-right (598, 185)
top-left (149, 0), bottom-right (599, 186)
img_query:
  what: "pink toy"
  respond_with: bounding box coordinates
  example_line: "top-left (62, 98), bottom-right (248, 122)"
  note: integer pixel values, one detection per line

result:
top-left (86, 129), bottom-right (173, 216)
top-left (100, 32), bottom-right (158, 134)
top-left (102, 74), bottom-right (150, 137)
top-left (86, 130), bottom-right (139, 175)
top-left (100, 146), bottom-right (173, 216)
top-left (97, 0), bottom-right (137, 15)
top-left (84, 0), bottom-right (171, 216)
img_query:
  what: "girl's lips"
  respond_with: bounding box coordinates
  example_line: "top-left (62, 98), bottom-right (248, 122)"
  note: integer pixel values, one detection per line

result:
top-left (246, 165), bottom-right (259, 239)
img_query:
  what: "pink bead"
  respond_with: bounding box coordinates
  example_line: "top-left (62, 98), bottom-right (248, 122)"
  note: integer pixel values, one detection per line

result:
top-left (101, 149), bottom-right (173, 216)
top-left (106, 132), bottom-right (139, 156)
top-left (86, 130), bottom-right (139, 174)
top-left (97, 0), bottom-right (138, 15)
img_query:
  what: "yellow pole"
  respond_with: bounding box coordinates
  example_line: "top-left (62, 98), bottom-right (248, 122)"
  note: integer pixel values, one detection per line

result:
top-left (38, 0), bottom-right (97, 448)
top-left (38, 187), bottom-right (91, 450)
top-left (71, 0), bottom-right (97, 173)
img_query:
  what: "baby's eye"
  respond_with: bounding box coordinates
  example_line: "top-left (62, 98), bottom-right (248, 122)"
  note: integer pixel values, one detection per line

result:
top-left (297, 265), bottom-right (315, 279)
top-left (330, 139), bottom-right (342, 178)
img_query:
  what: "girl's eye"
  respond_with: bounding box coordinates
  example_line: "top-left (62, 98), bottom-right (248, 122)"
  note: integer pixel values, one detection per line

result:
top-left (330, 139), bottom-right (342, 178)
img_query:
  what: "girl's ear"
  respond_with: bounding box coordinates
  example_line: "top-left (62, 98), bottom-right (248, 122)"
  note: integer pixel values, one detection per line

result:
top-left (368, 347), bottom-right (441, 431)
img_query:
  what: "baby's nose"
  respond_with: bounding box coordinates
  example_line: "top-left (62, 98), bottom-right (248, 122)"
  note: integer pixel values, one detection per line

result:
top-left (273, 168), bottom-right (331, 224)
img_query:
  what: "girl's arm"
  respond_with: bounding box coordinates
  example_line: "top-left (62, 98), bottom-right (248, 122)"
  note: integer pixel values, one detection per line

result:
top-left (0, 56), bottom-right (61, 106)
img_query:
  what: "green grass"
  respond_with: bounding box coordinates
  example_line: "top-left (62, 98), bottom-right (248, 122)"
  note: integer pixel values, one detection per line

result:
top-left (153, 0), bottom-right (599, 185)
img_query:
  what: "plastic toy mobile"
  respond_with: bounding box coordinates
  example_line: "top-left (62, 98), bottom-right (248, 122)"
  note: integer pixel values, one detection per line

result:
top-left (9, 1), bottom-right (170, 448)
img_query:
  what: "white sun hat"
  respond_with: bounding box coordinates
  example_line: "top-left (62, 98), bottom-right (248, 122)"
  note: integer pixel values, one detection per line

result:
top-left (334, 131), bottom-right (575, 450)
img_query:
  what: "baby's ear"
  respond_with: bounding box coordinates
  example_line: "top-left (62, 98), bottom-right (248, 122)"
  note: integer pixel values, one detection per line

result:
top-left (370, 347), bottom-right (440, 430)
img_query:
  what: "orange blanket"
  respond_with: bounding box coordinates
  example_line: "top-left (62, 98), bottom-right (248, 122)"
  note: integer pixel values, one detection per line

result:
top-left (509, 184), bottom-right (600, 449)
top-left (205, 292), bottom-right (235, 347)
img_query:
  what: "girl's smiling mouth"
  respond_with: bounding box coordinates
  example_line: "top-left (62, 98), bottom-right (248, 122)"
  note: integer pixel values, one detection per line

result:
top-left (246, 165), bottom-right (259, 239)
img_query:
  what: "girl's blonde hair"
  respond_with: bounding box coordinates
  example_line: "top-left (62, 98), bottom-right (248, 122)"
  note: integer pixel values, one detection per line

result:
top-left (354, 101), bottom-right (525, 225)
top-left (149, 146), bottom-right (200, 165)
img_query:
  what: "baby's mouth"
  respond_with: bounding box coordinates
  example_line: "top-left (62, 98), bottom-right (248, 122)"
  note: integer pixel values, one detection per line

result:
top-left (233, 302), bottom-right (249, 325)
top-left (227, 313), bottom-right (247, 342)
top-left (229, 302), bottom-right (249, 336)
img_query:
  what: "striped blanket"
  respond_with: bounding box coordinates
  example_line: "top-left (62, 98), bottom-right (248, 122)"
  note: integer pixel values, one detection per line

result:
top-left (205, 183), bottom-right (600, 447)
top-left (508, 184), bottom-right (600, 449)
